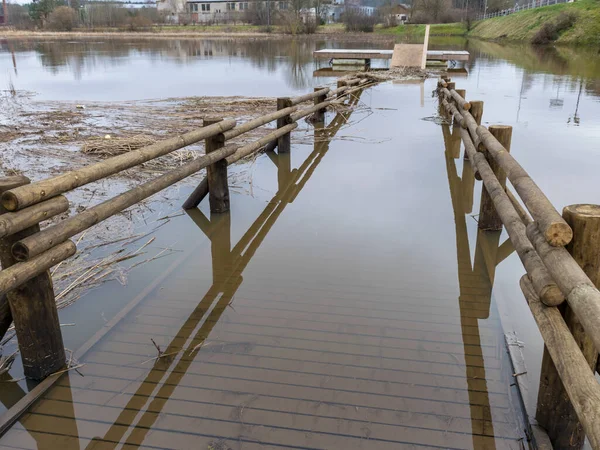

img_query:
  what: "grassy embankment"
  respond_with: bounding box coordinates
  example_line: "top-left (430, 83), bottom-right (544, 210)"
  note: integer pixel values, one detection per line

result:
top-left (469, 0), bottom-right (600, 46)
top-left (375, 23), bottom-right (467, 38)
top-left (377, 0), bottom-right (600, 46)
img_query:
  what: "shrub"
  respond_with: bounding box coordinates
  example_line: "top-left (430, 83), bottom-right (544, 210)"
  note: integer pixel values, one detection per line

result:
top-left (127, 15), bottom-right (153, 31)
top-left (343, 9), bottom-right (377, 32)
top-left (303, 17), bottom-right (318, 34)
top-left (47, 6), bottom-right (78, 31)
top-left (7, 4), bottom-right (35, 30)
top-left (531, 11), bottom-right (577, 44)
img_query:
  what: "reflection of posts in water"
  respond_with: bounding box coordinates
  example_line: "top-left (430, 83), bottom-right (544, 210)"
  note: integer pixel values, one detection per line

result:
top-left (85, 89), bottom-right (365, 449)
top-left (442, 117), bottom-right (516, 448)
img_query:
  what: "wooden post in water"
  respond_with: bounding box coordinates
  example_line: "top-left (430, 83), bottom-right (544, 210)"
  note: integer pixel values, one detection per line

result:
top-left (536, 204), bottom-right (600, 450)
top-left (313, 87), bottom-right (327, 124)
top-left (0, 176), bottom-right (66, 380)
top-left (276, 97), bottom-right (292, 153)
top-left (478, 125), bottom-right (512, 231)
top-left (204, 118), bottom-right (230, 213)
top-left (470, 101), bottom-right (484, 126)
top-left (336, 80), bottom-right (347, 99)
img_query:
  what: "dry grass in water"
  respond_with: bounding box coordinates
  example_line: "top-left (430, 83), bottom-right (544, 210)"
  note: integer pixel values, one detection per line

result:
top-left (82, 134), bottom-right (156, 156)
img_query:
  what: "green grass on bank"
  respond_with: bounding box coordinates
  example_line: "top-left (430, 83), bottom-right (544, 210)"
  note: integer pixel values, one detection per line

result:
top-left (469, 0), bottom-right (600, 46)
top-left (375, 22), bottom-right (467, 37)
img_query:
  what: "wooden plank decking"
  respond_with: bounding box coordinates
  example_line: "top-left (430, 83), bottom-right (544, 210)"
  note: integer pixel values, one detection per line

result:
top-left (313, 49), bottom-right (470, 62)
top-left (0, 256), bottom-right (525, 449)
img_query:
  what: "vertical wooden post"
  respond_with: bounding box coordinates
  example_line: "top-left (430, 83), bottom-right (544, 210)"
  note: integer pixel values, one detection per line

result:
top-left (470, 101), bottom-right (484, 126)
top-left (336, 80), bottom-right (347, 99)
top-left (478, 125), bottom-right (512, 231)
top-left (466, 100), bottom-right (484, 163)
top-left (276, 97), bottom-right (292, 153)
top-left (536, 204), bottom-right (600, 450)
top-left (313, 87), bottom-right (327, 124)
top-left (447, 81), bottom-right (456, 91)
top-left (204, 117), bottom-right (229, 214)
top-left (455, 89), bottom-right (466, 102)
top-left (0, 176), bottom-right (66, 380)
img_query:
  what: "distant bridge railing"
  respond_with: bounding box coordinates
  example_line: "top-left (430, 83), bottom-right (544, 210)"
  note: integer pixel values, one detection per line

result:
top-left (477, 0), bottom-right (571, 20)
top-left (437, 77), bottom-right (600, 450)
top-left (0, 76), bottom-right (374, 381)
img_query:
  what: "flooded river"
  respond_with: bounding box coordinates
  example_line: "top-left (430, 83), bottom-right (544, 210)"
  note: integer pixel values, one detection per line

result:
top-left (1, 36), bottom-right (600, 449)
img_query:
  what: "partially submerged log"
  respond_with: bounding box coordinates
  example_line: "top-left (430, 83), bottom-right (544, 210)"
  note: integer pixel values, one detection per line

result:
top-left (1, 119), bottom-right (237, 212)
top-left (477, 125), bottom-right (572, 246)
top-left (521, 275), bottom-right (600, 450)
top-left (12, 145), bottom-right (238, 261)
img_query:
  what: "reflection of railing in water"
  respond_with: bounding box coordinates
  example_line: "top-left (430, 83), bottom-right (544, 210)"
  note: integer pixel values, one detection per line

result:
top-left (88, 91), bottom-right (364, 449)
top-left (442, 117), bottom-right (517, 450)
top-left (438, 78), bottom-right (600, 450)
top-left (0, 87), bottom-right (367, 443)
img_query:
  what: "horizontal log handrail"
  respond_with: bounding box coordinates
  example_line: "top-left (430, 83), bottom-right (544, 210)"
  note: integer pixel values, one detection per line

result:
top-left (11, 145), bottom-right (238, 261)
top-left (452, 119), bottom-right (563, 306)
top-left (439, 78), bottom-right (600, 449)
top-left (222, 106), bottom-right (297, 141)
top-left (1, 120), bottom-right (237, 213)
top-left (289, 87), bottom-right (330, 106)
top-left (0, 79), bottom-right (375, 385)
top-left (442, 85), bottom-right (571, 247)
top-left (521, 276), bottom-right (600, 449)
top-left (476, 125), bottom-right (573, 247)
top-left (226, 123), bottom-right (298, 165)
top-left (0, 241), bottom-right (76, 297)
top-left (0, 196), bottom-right (69, 239)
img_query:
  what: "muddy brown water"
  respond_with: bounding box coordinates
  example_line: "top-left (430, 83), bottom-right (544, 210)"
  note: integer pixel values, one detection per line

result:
top-left (1, 36), bottom-right (600, 449)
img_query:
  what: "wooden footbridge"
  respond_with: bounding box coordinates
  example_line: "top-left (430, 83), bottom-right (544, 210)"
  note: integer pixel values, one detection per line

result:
top-left (0, 74), bottom-right (599, 449)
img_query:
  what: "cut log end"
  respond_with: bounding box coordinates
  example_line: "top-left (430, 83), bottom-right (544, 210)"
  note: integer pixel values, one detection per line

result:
top-left (539, 284), bottom-right (565, 307)
top-left (463, 102), bottom-right (471, 111)
top-left (11, 242), bottom-right (30, 262)
top-left (1, 191), bottom-right (20, 212)
top-left (545, 222), bottom-right (573, 247)
top-left (564, 204), bottom-right (600, 218)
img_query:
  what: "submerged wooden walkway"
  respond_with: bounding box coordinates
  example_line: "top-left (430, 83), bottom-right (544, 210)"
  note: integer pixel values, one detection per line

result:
top-left (0, 85), bottom-right (527, 449)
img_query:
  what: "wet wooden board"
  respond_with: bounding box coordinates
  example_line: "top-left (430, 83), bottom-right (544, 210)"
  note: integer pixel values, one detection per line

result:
top-left (391, 44), bottom-right (425, 68)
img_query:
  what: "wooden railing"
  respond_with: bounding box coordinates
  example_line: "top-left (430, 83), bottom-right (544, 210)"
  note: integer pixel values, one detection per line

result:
top-left (0, 77), bottom-right (374, 381)
top-left (437, 77), bottom-right (600, 450)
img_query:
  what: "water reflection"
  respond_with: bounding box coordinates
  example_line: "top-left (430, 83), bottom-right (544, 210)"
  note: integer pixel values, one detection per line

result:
top-left (0, 38), bottom-right (383, 98)
top-left (441, 113), bottom-right (518, 448)
top-left (0, 90), bottom-right (366, 449)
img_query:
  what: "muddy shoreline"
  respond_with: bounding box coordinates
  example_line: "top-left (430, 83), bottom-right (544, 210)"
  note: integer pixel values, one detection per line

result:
top-left (1, 28), bottom-right (396, 42)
